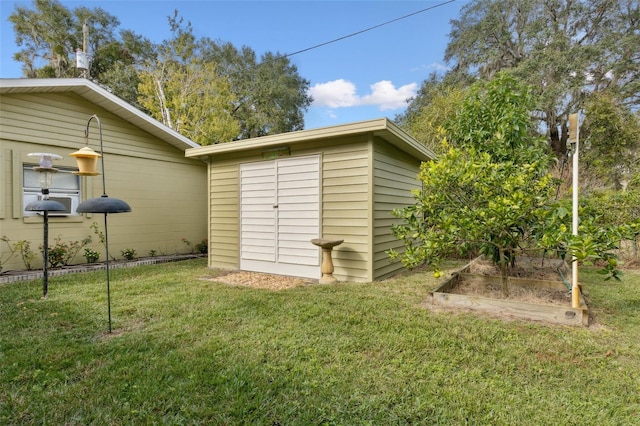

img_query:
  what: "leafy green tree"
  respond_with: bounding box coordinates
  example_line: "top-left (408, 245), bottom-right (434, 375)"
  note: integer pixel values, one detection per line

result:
top-left (578, 190), bottom-right (640, 261)
top-left (137, 13), bottom-right (239, 145)
top-left (442, 0), bottom-right (640, 156)
top-left (395, 73), bottom-right (468, 155)
top-left (8, 0), bottom-right (153, 105)
top-left (9, 0), bottom-right (77, 78)
top-left (390, 74), bottom-right (626, 294)
top-left (391, 74), bottom-right (556, 295)
top-left (9, 3), bottom-right (312, 139)
top-left (202, 41), bottom-right (313, 139)
top-left (90, 29), bottom-right (156, 106)
top-left (444, 73), bottom-right (548, 163)
top-left (581, 92), bottom-right (640, 190)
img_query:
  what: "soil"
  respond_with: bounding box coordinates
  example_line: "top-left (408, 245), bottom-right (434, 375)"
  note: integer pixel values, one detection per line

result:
top-left (447, 257), bottom-right (573, 306)
top-left (449, 279), bottom-right (572, 306)
top-left (466, 257), bottom-right (571, 281)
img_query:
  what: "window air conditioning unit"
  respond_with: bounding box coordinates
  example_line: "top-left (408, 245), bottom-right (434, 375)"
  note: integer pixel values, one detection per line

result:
top-left (39, 196), bottom-right (73, 215)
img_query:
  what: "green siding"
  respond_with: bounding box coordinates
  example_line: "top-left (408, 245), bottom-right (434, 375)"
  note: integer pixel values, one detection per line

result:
top-left (372, 140), bottom-right (423, 280)
top-left (322, 144), bottom-right (370, 282)
top-left (0, 92), bottom-right (207, 271)
top-left (209, 162), bottom-right (239, 269)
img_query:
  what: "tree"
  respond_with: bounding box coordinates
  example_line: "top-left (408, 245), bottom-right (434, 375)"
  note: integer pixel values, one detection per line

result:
top-left (10, 0), bottom-right (79, 78)
top-left (442, 0), bottom-right (640, 157)
top-left (389, 74), bottom-right (624, 294)
top-left (580, 92), bottom-right (640, 190)
top-left (391, 74), bottom-right (556, 295)
top-left (9, 2), bottom-right (313, 140)
top-left (395, 73), bottom-right (469, 155)
top-left (137, 14), bottom-right (239, 145)
top-left (202, 41), bottom-right (313, 139)
top-left (90, 29), bottom-right (156, 106)
top-left (9, 0), bottom-right (153, 105)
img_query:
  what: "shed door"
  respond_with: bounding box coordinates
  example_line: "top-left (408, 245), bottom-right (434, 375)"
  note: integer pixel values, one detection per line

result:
top-left (240, 155), bottom-right (320, 278)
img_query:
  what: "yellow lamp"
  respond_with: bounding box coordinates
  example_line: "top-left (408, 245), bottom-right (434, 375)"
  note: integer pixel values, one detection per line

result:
top-left (70, 146), bottom-right (101, 176)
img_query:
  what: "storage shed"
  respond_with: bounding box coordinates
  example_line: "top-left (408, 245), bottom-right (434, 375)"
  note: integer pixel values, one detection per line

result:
top-left (185, 118), bottom-right (435, 282)
top-left (1, 78), bottom-right (207, 272)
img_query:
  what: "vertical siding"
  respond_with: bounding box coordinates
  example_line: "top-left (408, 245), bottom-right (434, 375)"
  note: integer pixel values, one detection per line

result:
top-left (209, 162), bottom-right (240, 269)
top-left (321, 143), bottom-right (370, 282)
top-left (0, 92), bottom-right (207, 271)
top-left (372, 140), bottom-right (423, 280)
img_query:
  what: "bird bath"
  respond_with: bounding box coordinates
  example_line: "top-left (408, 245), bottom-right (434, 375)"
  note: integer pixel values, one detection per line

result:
top-left (311, 238), bottom-right (344, 284)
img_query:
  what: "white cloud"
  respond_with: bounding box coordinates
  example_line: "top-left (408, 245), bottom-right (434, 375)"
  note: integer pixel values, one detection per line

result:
top-left (360, 80), bottom-right (417, 110)
top-left (309, 79), bottom-right (417, 111)
top-left (308, 79), bottom-right (359, 108)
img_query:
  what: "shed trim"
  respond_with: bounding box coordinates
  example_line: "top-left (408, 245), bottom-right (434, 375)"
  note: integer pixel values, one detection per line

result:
top-left (185, 118), bottom-right (435, 161)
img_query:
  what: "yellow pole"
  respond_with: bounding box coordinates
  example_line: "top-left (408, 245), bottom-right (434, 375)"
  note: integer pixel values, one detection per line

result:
top-left (569, 113), bottom-right (580, 308)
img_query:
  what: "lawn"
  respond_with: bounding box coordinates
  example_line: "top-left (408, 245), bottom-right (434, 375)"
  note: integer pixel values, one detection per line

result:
top-left (1, 258), bottom-right (639, 424)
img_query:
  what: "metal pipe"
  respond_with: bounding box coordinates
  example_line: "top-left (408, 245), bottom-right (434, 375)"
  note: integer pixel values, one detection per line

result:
top-left (569, 113), bottom-right (580, 309)
top-left (43, 210), bottom-right (49, 298)
top-left (85, 114), bottom-right (108, 197)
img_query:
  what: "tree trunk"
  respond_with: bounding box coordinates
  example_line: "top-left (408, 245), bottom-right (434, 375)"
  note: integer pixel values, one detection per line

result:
top-left (499, 247), bottom-right (509, 297)
top-left (154, 76), bottom-right (172, 129)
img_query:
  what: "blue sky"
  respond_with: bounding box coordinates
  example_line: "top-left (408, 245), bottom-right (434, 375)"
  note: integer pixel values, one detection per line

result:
top-left (0, 0), bottom-right (466, 130)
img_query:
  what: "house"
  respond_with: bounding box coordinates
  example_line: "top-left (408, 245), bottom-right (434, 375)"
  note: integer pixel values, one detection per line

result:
top-left (0, 78), bottom-right (207, 271)
top-left (185, 118), bottom-right (435, 282)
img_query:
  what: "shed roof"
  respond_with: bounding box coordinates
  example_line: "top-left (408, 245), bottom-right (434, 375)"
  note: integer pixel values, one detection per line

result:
top-left (0, 78), bottom-right (199, 151)
top-left (185, 118), bottom-right (436, 161)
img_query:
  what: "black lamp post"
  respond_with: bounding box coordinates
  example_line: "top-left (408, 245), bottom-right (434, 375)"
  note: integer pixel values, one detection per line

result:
top-left (71, 114), bottom-right (131, 333)
top-left (25, 153), bottom-right (66, 299)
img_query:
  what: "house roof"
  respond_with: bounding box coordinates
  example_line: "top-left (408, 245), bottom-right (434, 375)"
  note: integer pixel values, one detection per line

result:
top-left (185, 118), bottom-right (436, 161)
top-left (0, 78), bottom-right (200, 151)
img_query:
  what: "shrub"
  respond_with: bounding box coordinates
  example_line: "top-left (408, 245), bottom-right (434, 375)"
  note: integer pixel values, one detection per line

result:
top-left (13, 240), bottom-right (36, 270)
top-left (121, 248), bottom-right (136, 261)
top-left (181, 237), bottom-right (193, 253)
top-left (84, 248), bottom-right (100, 263)
top-left (195, 239), bottom-right (208, 254)
top-left (1, 235), bottom-right (16, 273)
top-left (43, 236), bottom-right (92, 268)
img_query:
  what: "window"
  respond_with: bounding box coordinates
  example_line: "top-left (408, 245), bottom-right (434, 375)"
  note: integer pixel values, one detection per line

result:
top-left (22, 165), bottom-right (81, 216)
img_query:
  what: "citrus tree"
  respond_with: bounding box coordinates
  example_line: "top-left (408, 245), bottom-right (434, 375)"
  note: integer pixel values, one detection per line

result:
top-left (389, 73), bottom-right (626, 295)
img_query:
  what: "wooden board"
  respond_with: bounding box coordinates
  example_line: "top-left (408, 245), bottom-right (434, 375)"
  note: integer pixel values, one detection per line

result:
top-left (429, 291), bottom-right (588, 327)
top-left (429, 258), bottom-right (589, 327)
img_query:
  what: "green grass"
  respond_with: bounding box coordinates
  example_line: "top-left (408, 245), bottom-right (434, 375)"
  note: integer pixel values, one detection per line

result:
top-left (1, 259), bottom-right (639, 425)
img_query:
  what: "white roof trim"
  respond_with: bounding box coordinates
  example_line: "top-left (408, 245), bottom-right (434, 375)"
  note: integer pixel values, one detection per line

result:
top-left (185, 117), bottom-right (436, 161)
top-left (0, 78), bottom-right (200, 151)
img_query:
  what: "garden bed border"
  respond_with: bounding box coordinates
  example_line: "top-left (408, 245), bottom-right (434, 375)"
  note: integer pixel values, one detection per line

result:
top-left (0, 254), bottom-right (205, 284)
top-left (429, 257), bottom-right (589, 327)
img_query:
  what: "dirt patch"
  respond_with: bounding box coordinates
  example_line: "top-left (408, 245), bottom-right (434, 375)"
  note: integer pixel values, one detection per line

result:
top-left (467, 257), bottom-right (570, 281)
top-left (449, 279), bottom-right (572, 306)
top-left (204, 271), bottom-right (316, 290)
top-left (448, 257), bottom-right (572, 306)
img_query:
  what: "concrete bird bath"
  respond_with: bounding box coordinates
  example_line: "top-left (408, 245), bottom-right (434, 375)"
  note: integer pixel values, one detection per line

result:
top-left (311, 238), bottom-right (344, 284)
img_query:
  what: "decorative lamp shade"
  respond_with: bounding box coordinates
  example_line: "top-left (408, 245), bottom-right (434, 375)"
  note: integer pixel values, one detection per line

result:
top-left (70, 146), bottom-right (101, 176)
top-left (77, 195), bottom-right (131, 214)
